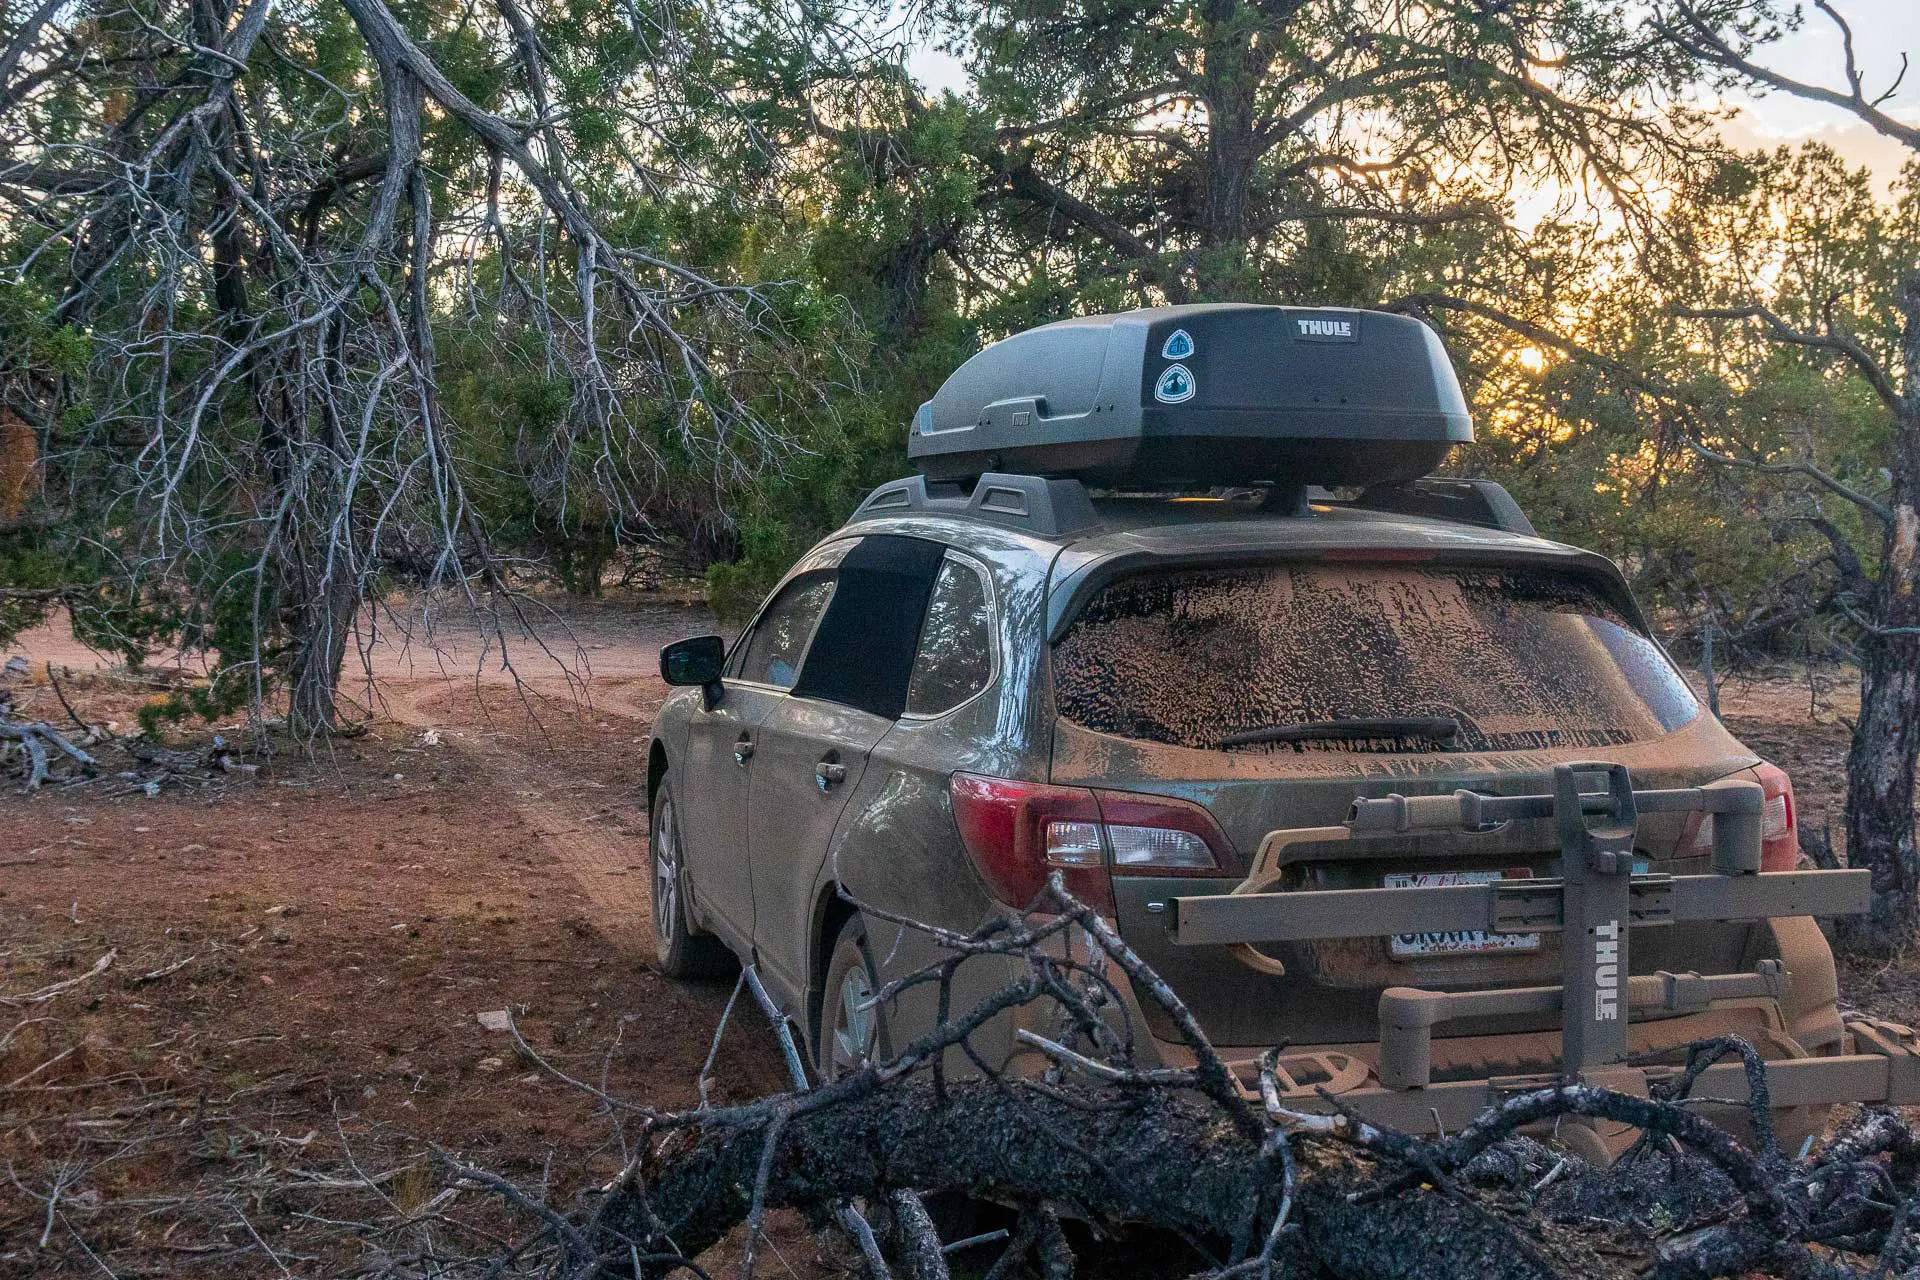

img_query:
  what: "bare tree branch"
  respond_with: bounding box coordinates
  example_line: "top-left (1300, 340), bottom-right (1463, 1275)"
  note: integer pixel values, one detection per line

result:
top-left (1674, 302), bottom-right (1903, 414)
top-left (1663, 0), bottom-right (1920, 151)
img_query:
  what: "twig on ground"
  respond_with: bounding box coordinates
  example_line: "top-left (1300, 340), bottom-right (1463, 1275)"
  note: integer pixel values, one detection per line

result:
top-left (0, 950), bottom-right (115, 1007)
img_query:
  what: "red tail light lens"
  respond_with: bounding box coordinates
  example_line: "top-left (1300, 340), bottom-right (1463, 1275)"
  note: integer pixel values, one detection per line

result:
top-left (948, 774), bottom-right (1237, 913)
top-left (949, 774), bottom-right (1108, 910)
top-left (1689, 762), bottom-right (1798, 871)
top-left (1756, 762), bottom-right (1797, 872)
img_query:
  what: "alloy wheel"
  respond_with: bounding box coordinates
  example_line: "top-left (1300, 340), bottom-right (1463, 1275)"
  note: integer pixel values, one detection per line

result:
top-left (652, 794), bottom-right (681, 942)
top-left (831, 964), bottom-right (877, 1076)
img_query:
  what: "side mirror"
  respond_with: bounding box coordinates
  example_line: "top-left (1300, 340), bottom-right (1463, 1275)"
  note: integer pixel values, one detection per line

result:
top-left (660, 635), bottom-right (726, 692)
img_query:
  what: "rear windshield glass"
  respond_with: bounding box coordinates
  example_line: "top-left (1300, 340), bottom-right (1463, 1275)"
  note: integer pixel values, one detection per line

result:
top-left (1052, 564), bottom-right (1698, 752)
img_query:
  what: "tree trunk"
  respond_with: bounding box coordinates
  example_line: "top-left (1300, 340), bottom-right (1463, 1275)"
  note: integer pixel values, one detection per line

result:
top-left (1839, 275), bottom-right (1920, 955)
top-left (1194, 0), bottom-right (1270, 296)
top-left (286, 530), bottom-right (360, 736)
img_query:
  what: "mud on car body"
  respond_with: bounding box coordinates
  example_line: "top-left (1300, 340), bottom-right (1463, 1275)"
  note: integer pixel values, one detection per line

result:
top-left (646, 304), bottom-right (1907, 1159)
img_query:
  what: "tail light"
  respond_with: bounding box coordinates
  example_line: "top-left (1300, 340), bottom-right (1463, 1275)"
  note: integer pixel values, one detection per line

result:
top-left (1690, 762), bottom-right (1797, 871)
top-left (948, 773), bottom-right (1236, 914)
top-left (1756, 762), bottom-right (1797, 872)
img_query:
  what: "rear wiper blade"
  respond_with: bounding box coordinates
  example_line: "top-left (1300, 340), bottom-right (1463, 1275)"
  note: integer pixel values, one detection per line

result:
top-left (1215, 717), bottom-right (1461, 750)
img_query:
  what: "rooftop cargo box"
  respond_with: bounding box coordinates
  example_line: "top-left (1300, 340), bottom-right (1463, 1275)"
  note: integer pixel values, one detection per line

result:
top-left (909, 303), bottom-right (1473, 488)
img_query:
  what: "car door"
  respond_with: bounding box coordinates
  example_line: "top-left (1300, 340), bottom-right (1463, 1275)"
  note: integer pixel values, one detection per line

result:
top-left (679, 563), bottom-right (839, 954)
top-left (745, 534), bottom-right (950, 1006)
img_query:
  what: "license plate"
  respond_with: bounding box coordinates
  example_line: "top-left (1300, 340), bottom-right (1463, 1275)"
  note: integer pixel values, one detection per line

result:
top-left (1383, 870), bottom-right (1541, 957)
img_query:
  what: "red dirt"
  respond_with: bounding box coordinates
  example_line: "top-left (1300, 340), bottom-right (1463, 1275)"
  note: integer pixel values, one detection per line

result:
top-left (0, 598), bottom-right (831, 1274)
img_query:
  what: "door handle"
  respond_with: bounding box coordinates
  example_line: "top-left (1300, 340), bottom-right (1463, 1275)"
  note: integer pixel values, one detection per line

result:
top-left (733, 735), bottom-right (754, 765)
top-left (815, 760), bottom-right (847, 791)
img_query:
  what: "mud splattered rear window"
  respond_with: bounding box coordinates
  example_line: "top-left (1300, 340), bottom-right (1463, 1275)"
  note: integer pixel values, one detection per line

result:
top-left (1051, 564), bottom-right (1698, 752)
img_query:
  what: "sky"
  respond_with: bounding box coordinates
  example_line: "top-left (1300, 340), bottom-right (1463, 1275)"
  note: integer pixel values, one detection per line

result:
top-left (905, 0), bottom-right (1920, 183)
top-left (1714, 0), bottom-right (1920, 182)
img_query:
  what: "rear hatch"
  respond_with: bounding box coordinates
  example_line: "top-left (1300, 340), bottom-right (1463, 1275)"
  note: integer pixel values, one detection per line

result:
top-left (1046, 553), bottom-right (1761, 1051)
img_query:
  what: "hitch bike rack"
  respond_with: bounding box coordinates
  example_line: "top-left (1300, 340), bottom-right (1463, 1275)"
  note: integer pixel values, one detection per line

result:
top-left (1166, 763), bottom-right (1920, 1137)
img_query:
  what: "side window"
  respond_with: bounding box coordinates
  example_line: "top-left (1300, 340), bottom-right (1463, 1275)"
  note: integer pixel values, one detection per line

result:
top-left (905, 557), bottom-right (995, 717)
top-left (730, 573), bottom-right (835, 689)
top-left (791, 534), bottom-right (948, 719)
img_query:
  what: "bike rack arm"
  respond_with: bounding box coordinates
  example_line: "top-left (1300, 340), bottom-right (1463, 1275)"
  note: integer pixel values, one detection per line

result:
top-left (1169, 870), bottom-right (1871, 947)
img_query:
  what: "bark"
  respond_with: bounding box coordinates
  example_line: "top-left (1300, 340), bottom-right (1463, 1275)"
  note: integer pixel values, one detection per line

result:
top-left (591, 1081), bottom-right (1631, 1280)
top-left (1839, 273), bottom-right (1920, 955)
top-left (285, 544), bottom-right (360, 735)
top-left (1194, 0), bottom-right (1273, 285)
top-left (599, 1084), bottom-right (1267, 1267)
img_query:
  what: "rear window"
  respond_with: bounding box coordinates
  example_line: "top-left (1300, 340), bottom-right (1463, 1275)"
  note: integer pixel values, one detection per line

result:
top-left (1051, 563), bottom-right (1698, 752)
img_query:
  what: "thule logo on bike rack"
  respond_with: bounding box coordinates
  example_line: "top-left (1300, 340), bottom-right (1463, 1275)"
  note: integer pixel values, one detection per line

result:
top-left (1593, 920), bottom-right (1621, 1020)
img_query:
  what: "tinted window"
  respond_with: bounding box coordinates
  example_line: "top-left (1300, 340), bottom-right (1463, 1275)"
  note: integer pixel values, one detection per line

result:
top-left (792, 535), bottom-right (948, 719)
top-left (732, 574), bottom-right (835, 689)
top-left (1053, 564), bottom-right (1698, 752)
top-left (906, 558), bottom-right (994, 716)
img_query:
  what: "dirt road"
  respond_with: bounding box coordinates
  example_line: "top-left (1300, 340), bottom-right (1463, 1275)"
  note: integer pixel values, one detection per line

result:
top-left (0, 596), bottom-right (827, 1275)
top-left (363, 603), bottom-right (701, 931)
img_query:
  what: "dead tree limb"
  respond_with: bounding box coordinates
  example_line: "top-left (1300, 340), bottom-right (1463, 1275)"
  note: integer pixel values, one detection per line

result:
top-left (456, 879), bottom-right (1920, 1280)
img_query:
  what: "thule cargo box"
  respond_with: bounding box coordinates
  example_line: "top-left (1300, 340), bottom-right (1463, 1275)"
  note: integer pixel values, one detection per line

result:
top-left (910, 304), bottom-right (1474, 488)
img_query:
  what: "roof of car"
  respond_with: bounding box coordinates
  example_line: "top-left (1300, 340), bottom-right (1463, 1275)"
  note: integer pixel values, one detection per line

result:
top-left (833, 472), bottom-right (1642, 640)
top-left (845, 487), bottom-right (1575, 559)
top-left (1062, 497), bottom-right (1552, 553)
top-left (841, 487), bottom-right (1620, 583)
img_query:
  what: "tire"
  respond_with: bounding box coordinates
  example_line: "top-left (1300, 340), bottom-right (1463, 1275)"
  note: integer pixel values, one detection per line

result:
top-left (820, 914), bottom-right (892, 1081)
top-left (650, 779), bottom-right (735, 979)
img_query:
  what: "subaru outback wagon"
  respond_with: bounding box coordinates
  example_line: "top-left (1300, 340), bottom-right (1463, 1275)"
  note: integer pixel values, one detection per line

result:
top-left (643, 305), bottom-right (1855, 1149)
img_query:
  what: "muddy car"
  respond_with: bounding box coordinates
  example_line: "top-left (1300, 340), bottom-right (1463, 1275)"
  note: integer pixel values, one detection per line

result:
top-left (646, 304), bottom-right (1908, 1159)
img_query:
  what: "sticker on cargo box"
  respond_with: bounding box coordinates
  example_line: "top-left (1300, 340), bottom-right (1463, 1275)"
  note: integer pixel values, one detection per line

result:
top-left (1155, 363), bottom-right (1196, 404)
top-left (1383, 870), bottom-right (1541, 958)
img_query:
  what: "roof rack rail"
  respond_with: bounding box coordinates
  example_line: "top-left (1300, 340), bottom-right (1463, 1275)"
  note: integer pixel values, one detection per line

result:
top-left (849, 473), bottom-right (1536, 540)
top-left (849, 472), bottom-right (1102, 538)
top-left (1346, 478), bottom-right (1535, 536)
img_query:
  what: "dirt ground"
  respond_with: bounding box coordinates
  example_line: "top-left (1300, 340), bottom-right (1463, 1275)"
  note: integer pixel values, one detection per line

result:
top-left (0, 597), bottom-right (835, 1275)
top-left (0, 601), bottom-right (1910, 1274)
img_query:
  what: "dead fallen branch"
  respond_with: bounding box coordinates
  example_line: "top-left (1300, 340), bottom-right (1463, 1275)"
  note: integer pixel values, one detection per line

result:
top-left (0, 951), bottom-right (115, 1008)
top-left (546, 877), bottom-right (1920, 1280)
top-left (0, 716), bottom-right (98, 789)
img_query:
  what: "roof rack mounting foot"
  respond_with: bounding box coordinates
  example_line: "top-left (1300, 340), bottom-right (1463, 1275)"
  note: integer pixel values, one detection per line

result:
top-left (1262, 484), bottom-right (1310, 517)
top-left (850, 473), bottom-right (1101, 538)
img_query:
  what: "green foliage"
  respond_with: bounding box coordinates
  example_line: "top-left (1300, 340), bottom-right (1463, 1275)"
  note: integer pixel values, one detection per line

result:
top-left (1430, 147), bottom-right (1916, 652)
top-left (1, 0), bottom-right (1910, 691)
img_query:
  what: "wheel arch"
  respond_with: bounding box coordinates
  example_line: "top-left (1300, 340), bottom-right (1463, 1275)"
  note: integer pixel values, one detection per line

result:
top-left (646, 738), bottom-right (669, 813)
top-left (808, 881), bottom-right (858, 1061)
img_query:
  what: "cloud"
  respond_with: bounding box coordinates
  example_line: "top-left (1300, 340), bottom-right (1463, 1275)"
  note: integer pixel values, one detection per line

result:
top-left (1712, 104), bottom-right (1917, 189)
